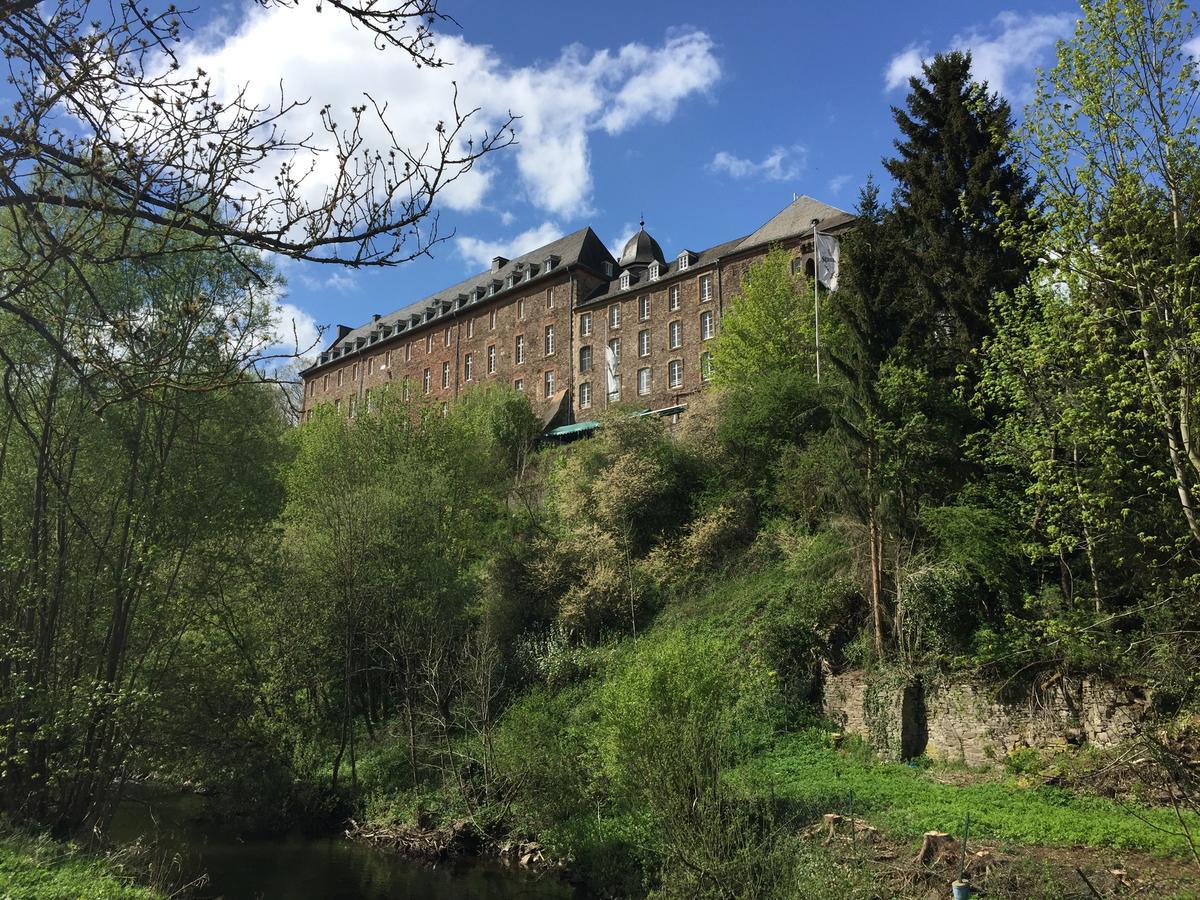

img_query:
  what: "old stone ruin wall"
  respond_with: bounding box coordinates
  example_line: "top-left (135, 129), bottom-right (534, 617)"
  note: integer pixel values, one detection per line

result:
top-left (822, 668), bottom-right (1149, 765)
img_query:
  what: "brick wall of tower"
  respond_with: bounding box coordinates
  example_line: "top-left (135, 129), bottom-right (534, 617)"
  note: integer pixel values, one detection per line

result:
top-left (299, 271), bottom-right (577, 422)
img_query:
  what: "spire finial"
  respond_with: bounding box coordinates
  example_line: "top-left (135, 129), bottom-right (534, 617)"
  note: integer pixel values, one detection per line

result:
top-left (639, 212), bottom-right (645, 230)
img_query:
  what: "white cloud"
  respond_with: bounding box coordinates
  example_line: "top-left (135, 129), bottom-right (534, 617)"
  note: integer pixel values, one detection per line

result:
top-left (271, 302), bottom-right (322, 356)
top-left (828, 174), bottom-right (854, 195)
top-left (455, 221), bottom-right (564, 271)
top-left (884, 12), bottom-right (1074, 99)
top-left (1186, 36), bottom-right (1200, 58)
top-left (709, 145), bottom-right (806, 182)
top-left (885, 43), bottom-right (928, 92)
top-left (179, 10), bottom-right (720, 221)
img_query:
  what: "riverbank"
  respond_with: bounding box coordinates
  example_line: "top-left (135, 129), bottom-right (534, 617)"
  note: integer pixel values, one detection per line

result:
top-left (0, 832), bottom-right (163, 900)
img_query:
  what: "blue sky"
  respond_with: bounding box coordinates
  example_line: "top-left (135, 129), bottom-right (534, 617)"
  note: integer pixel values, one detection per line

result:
top-left (182, 1), bottom-right (1085, 353)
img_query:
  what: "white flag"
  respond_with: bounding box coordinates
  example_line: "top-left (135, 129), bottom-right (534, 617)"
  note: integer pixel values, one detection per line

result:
top-left (815, 232), bottom-right (839, 290)
top-left (606, 344), bottom-right (619, 399)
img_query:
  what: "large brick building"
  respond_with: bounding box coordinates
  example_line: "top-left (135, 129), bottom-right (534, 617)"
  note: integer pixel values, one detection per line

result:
top-left (298, 195), bottom-right (853, 426)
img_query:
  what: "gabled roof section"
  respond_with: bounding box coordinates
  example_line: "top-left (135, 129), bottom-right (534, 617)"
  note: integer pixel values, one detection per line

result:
top-left (325, 226), bottom-right (615, 352)
top-left (735, 195), bottom-right (854, 253)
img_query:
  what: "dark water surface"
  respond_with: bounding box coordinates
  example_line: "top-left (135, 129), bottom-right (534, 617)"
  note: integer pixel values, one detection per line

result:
top-left (108, 791), bottom-right (575, 900)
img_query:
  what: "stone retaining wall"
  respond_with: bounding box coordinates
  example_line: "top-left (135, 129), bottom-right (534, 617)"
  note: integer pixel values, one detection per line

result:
top-left (822, 668), bottom-right (1149, 766)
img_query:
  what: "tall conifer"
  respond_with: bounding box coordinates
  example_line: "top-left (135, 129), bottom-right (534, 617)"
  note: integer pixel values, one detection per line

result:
top-left (885, 51), bottom-right (1035, 376)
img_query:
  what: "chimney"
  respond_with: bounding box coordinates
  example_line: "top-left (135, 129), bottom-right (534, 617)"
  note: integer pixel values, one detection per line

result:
top-left (492, 255), bottom-right (508, 272)
top-left (334, 324), bottom-right (353, 342)
top-left (372, 313), bottom-right (381, 322)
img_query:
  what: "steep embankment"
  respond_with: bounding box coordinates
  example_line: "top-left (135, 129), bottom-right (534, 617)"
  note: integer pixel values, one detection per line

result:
top-left (353, 562), bottom-right (1200, 898)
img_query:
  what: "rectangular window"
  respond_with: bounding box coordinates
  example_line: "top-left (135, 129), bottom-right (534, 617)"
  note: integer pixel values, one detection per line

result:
top-left (518, 298), bottom-right (525, 320)
top-left (580, 312), bottom-right (592, 337)
top-left (365, 388), bottom-right (373, 412)
top-left (701, 310), bottom-right (714, 340)
top-left (423, 368), bottom-right (431, 394)
top-left (352, 362), bottom-right (359, 381)
top-left (668, 320), bottom-right (682, 349)
top-left (669, 285), bottom-right (680, 311)
top-left (638, 329), bottom-right (650, 357)
top-left (367, 357), bottom-right (375, 375)
top-left (323, 374), bottom-right (329, 391)
top-left (515, 334), bottom-right (525, 364)
top-left (445, 327), bottom-right (451, 347)
top-left (544, 369), bottom-right (554, 398)
top-left (467, 319), bottom-right (475, 338)
top-left (442, 361), bottom-right (451, 388)
top-left (699, 274), bottom-right (713, 303)
top-left (487, 345), bottom-right (496, 374)
top-left (579, 382), bottom-right (592, 409)
top-left (335, 398), bottom-right (341, 412)
top-left (464, 353), bottom-right (473, 381)
top-left (579, 344), bottom-right (592, 372)
top-left (700, 351), bottom-right (713, 382)
top-left (403, 378), bottom-right (411, 401)
top-left (546, 287), bottom-right (554, 309)
top-left (490, 309), bottom-right (497, 330)
top-left (608, 337), bottom-right (621, 365)
top-left (426, 334), bottom-right (433, 353)
top-left (337, 369), bottom-right (343, 387)
top-left (544, 324), bottom-right (555, 356)
top-left (385, 349), bottom-right (392, 369)
top-left (609, 304), bottom-right (621, 328)
top-left (514, 378), bottom-right (524, 392)
top-left (639, 294), bottom-right (650, 321)
top-left (669, 359), bottom-right (683, 388)
top-left (405, 342), bottom-right (412, 362)
top-left (637, 367), bottom-right (651, 396)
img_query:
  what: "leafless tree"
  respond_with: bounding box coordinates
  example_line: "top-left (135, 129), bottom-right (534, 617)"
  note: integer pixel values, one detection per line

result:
top-left (0, 0), bottom-right (515, 401)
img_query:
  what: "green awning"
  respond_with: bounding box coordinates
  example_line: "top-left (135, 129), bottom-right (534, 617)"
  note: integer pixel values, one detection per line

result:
top-left (544, 420), bottom-right (600, 438)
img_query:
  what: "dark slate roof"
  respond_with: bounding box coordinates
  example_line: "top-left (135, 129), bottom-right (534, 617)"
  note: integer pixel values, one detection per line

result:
top-left (576, 195), bottom-right (854, 308)
top-left (312, 227), bottom-right (614, 365)
top-left (735, 195), bottom-right (854, 252)
top-left (619, 227), bottom-right (666, 269)
top-left (577, 234), bottom-right (747, 308)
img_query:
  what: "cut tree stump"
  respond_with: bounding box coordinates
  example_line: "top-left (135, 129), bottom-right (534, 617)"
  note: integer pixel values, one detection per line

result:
top-left (914, 831), bottom-right (958, 867)
top-left (822, 813), bottom-right (843, 844)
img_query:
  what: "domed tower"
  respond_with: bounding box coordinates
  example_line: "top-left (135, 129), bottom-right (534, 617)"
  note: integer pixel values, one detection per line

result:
top-left (618, 220), bottom-right (666, 277)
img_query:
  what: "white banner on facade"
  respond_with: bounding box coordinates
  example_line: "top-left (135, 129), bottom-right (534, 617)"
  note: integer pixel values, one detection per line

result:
top-left (606, 344), bottom-right (619, 399)
top-left (816, 232), bottom-right (839, 290)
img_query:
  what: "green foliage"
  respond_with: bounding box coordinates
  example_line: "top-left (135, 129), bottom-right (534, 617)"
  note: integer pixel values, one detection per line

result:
top-left (710, 247), bottom-right (816, 388)
top-left (0, 832), bottom-right (163, 899)
top-left (736, 731), bottom-right (1200, 854)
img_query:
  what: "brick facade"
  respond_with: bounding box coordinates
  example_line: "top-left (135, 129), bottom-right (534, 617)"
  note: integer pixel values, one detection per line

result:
top-left (299, 196), bottom-right (854, 425)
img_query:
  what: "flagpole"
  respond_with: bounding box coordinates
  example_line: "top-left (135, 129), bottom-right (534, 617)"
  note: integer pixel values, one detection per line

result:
top-left (811, 217), bottom-right (821, 384)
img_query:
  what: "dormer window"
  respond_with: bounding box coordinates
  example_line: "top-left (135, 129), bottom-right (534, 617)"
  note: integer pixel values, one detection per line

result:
top-left (544, 254), bottom-right (560, 271)
top-left (490, 279), bottom-right (501, 295)
top-left (506, 273), bottom-right (518, 289)
top-left (526, 264), bottom-right (538, 281)
top-left (648, 262), bottom-right (660, 280)
top-left (620, 271), bottom-right (631, 290)
top-left (677, 251), bottom-right (693, 271)
top-left (474, 286), bottom-right (487, 302)
top-left (604, 261), bottom-right (614, 277)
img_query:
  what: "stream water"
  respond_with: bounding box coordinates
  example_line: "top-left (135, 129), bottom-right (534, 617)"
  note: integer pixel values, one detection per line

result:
top-left (107, 790), bottom-right (576, 900)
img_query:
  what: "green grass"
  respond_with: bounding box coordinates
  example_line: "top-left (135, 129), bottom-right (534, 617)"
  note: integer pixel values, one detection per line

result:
top-left (735, 731), bottom-right (1200, 856)
top-left (0, 832), bottom-right (163, 900)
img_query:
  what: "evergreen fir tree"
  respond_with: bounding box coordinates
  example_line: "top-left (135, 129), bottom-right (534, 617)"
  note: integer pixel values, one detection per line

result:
top-left (884, 51), bottom-right (1035, 376)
